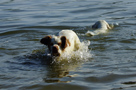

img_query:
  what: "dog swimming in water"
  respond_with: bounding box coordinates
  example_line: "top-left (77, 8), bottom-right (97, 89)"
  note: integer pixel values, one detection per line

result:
top-left (86, 20), bottom-right (114, 36)
top-left (40, 30), bottom-right (81, 57)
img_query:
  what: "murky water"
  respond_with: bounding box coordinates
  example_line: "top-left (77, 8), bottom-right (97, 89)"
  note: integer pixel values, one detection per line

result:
top-left (0, 0), bottom-right (136, 90)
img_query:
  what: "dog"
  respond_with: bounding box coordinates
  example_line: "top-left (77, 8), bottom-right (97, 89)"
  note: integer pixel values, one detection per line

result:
top-left (40, 30), bottom-right (81, 57)
top-left (86, 20), bottom-right (113, 36)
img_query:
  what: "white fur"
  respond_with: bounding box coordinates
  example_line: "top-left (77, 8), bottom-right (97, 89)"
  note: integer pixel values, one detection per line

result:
top-left (40, 30), bottom-right (81, 57)
top-left (59, 30), bottom-right (80, 51)
top-left (86, 20), bottom-right (113, 36)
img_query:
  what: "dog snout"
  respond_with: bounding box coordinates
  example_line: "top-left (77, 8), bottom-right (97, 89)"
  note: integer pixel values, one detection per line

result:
top-left (53, 45), bottom-right (58, 53)
top-left (52, 45), bottom-right (60, 56)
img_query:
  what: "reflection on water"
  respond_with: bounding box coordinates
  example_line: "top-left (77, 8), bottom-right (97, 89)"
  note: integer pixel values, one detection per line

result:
top-left (23, 50), bottom-right (82, 83)
top-left (44, 62), bottom-right (79, 83)
top-left (28, 40), bottom-right (92, 83)
top-left (0, 0), bottom-right (136, 90)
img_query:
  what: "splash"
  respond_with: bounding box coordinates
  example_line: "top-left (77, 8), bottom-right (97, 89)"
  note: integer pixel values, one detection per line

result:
top-left (52, 40), bottom-right (92, 63)
top-left (31, 40), bottom-right (92, 64)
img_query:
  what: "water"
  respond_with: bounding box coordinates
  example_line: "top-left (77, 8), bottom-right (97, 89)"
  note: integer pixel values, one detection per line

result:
top-left (0, 0), bottom-right (136, 90)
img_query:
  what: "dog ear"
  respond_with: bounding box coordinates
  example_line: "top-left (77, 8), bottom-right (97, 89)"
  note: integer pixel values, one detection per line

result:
top-left (40, 35), bottom-right (52, 45)
top-left (60, 36), bottom-right (67, 50)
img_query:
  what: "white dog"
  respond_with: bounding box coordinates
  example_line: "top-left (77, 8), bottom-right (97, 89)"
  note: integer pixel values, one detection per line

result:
top-left (40, 30), bottom-right (81, 57)
top-left (86, 20), bottom-right (113, 36)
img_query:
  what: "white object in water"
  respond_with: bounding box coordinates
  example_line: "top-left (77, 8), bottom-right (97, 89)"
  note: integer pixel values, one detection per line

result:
top-left (86, 20), bottom-right (114, 36)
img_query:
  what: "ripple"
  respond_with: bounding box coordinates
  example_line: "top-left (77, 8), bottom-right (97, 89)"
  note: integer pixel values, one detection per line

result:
top-left (19, 25), bottom-right (77, 30)
top-left (122, 81), bottom-right (136, 85)
top-left (85, 73), bottom-right (136, 83)
top-left (0, 30), bottom-right (35, 36)
top-left (0, 0), bottom-right (136, 90)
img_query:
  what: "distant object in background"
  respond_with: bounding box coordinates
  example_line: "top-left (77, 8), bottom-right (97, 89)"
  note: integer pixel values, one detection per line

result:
top-left (86, 20), bottom-right (117, 36)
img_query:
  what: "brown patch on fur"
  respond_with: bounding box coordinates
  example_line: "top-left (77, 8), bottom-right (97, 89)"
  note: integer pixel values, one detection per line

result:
top-left (60, 36), bottom-right (68, 51)
top-left (40, 35), bottom-right (52, 52)
top-left (57, 42), bottom-right (62, 46)
top-left (60, 36), bottom-right (71, 52)
top-left (67, 39), bottom-right (71, 47)
top-left (40, 35), bottom-right (52, 45)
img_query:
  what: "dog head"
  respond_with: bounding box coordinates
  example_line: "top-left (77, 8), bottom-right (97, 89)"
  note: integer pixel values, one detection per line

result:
top-left (92, 20), bottom-right (112, 30)
top-left (40, 35), bottom-right (70, 56)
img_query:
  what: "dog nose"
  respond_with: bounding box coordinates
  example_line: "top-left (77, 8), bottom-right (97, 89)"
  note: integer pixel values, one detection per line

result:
top-left (53, 46), bottom-right (58, 53)
top-left (52, 45), bottom-right (60, 56)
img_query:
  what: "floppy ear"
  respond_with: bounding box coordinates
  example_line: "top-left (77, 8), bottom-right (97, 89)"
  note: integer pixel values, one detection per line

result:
top-left (40, 35), bottom-right (52, 45)
top-left (60, 36), bottom-right (67, 50)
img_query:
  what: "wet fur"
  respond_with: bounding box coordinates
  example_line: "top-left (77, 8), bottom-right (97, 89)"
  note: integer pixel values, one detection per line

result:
top-left (40, 30), bottom-right (81, 57)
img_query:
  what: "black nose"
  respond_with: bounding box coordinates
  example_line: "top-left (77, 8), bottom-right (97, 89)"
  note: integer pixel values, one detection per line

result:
top-left (53, 46), bottom-right (58, 53)
top-left (52, 46), bottom-right (60, 56)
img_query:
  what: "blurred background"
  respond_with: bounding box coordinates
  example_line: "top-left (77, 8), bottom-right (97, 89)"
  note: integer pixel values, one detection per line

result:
top-left (0, 0), bottom-right (136, 90)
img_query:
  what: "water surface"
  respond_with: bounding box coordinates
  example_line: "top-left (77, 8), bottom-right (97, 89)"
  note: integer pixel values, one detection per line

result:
top-left (0, 0), bottom-right (136, 90)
